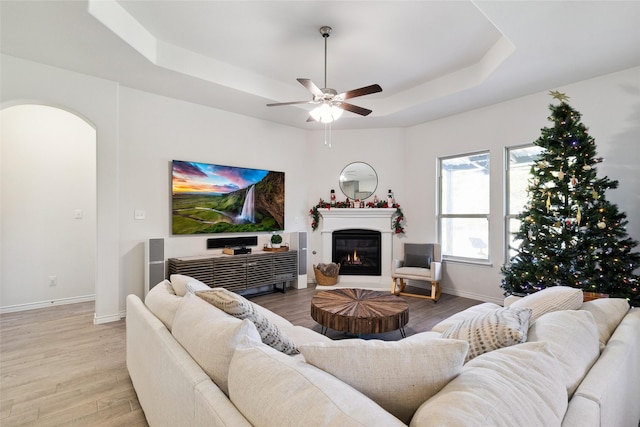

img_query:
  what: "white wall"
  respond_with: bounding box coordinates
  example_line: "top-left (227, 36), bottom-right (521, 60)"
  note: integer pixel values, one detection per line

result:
top-left (303, 127), bottom-right (407, 268)
top-left (117, 87), bottom-right (309, 300)
top-left (2, 52), bottom-right (638, 317)
top-left (1, 105), bottom-right (96, 309)
top-left (1, 55), bottom-right (121, 322)
top-left (404, 66), bottom-right (640, 303)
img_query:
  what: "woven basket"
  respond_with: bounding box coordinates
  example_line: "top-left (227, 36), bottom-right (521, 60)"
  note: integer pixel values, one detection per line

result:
top-left (314, 264), bottom-right (340, 286)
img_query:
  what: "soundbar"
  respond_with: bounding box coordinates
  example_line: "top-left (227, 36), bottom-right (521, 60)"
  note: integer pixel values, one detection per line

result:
top-left (207, 236), bottom-right (258, 249)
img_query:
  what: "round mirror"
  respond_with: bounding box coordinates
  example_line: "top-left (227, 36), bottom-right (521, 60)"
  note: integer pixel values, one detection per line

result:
top-left (339, 162), bottom-right (378, 200)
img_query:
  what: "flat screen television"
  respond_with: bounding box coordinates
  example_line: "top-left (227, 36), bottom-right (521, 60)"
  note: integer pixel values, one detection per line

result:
top-left (171, 160), bottom-right (284, 234)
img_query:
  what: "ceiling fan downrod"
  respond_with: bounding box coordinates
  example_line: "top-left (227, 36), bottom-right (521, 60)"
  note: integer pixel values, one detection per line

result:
top-left (320, 26), bottom-right (331, 89)
top-left (265, 24), bottom-right (381, 123)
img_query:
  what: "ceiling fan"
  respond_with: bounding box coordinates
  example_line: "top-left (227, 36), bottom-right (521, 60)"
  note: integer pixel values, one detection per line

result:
top-left (267, 26), bottom-right (382, 123)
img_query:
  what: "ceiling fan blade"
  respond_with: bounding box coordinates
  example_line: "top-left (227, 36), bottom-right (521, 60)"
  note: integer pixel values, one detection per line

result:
top-left (267, 100), bottom-right (315, 107)
top-left (338, 84), bottom-right (382, 100)
top-left (297, 78), bottom-right (324, 97)
top-left (338, 102), bottom-right (372, 116)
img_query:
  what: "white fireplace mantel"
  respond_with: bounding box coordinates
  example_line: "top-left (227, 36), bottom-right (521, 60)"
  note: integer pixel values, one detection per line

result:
top-left (318, 208), bottom-right (396, 288)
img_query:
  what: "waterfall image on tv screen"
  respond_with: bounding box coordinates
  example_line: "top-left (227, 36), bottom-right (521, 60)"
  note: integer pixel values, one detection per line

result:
top-left (171, 160), bottom-right (285, 234)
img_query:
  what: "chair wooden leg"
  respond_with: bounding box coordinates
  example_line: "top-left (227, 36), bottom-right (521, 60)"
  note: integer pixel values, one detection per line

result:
top-left (391, 278), bottom-right (407, 296)
top-left (431, 281), bottom-right (441, 302)
top-left (398, 278), bottom-right (406, 293)
top-left (393, 278), bottom-right (440, 303)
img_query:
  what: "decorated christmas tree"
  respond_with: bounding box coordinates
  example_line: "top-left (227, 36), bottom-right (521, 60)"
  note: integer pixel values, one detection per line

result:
top-left (501, 91), bottom-right (640, 306)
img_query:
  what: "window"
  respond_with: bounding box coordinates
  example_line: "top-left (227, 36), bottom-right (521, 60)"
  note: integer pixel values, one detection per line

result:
top-left (505, 145), bottom-right (544, 262)
top-left (438, 152), bottom-right (490, 262)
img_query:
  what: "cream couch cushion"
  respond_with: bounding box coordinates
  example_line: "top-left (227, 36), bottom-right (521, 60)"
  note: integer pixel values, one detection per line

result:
top-left (186, 280), bottom-right (212, 293)
top-left (228, 345), bottom-right (406, 427)
top-left (579, 298), bottom-right (629, 349)
top-left (284, 325), bottom-right (333, 346)
top-left (197, 289), bottom-right (299, 354)
top-left (171, 292), bottom-right (261, 395)
top-left (299, 333), bottom-right (468, 424)
top-left (440, 306), bottom-right (531, 362)
top-left (568, 308), bottom-right (640, 427)
top-left (509, 285), bottom-right (583, 323)
top-left (528, 310), bottom-right (600, 397)
top-left (431, 302), bottom-right (501, 333)
top-left (410, 341), bottom-right (568, 426)
top-left (170, 273), bottom-right (207, 296)
top-left (144, 279), bottom-right (181, 331)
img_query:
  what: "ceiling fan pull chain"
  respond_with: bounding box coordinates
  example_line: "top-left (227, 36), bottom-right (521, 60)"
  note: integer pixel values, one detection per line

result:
top-left (324, 122), bottom-right (332, 148)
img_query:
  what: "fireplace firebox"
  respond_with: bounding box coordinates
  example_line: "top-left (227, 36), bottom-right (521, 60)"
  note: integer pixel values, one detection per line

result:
top-left (332, 229), bottom-right (382, 276)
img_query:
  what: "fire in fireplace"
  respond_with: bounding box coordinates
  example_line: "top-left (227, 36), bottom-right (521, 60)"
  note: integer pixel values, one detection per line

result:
top-left (332, 229), bottom-right (381, 276)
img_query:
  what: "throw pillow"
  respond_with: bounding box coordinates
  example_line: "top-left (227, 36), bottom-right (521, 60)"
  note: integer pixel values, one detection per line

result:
top-left (579, 298), bottom-right (630, 349)
top-left (170, 274), bottom-right (207, 297)
top-left (196, 289), bottom-right (299, 355)
top-left (527, 310), bottom-right (600, 397)
top-left (431, 302), bottom-right (501, 333)
top-left (298, 334), bottom-right (469, 424)
top-left (509, 285), bottom-right (583, 324)
top-left (410, 342), bottom-right (568, 426)
top-left (144, 279), bottom-right (181, 331)
top-left (440, 306), bottom-right (531, 362)
top-left (228, 345), bottom-right (406, 427)
top-left (170, 292), bottom-right (261, 395)
top-left (404, 253), bottom-right (431, 268)
top-left (185, 280), bottom-right (213, 294)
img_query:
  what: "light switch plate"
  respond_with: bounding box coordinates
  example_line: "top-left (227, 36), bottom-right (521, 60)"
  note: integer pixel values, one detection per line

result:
top-left (134, 209), bottom-right (146, 220)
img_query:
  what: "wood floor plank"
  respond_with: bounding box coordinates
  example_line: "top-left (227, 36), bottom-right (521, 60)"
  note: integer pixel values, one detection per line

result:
top-left (1, 302), bottom-right (148, 427)
top-left (1, 286), bottom-right (482, 426)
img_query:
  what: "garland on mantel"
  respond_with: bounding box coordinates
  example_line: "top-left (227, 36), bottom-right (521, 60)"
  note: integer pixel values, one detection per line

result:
top-left (309, 199), bottom-right (405, 234)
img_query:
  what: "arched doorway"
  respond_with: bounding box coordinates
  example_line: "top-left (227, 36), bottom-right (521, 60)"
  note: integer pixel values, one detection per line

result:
top-left (1, 104), bottom-right (97, 311)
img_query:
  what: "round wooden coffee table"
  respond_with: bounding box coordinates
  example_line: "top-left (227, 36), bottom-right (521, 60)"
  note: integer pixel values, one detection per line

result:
top-left (311, 288), bottom-right (409, 337)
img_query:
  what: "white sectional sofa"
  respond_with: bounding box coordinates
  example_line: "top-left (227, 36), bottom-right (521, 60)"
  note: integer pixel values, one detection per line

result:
top-left (126, 278), bottom-right (640, 427)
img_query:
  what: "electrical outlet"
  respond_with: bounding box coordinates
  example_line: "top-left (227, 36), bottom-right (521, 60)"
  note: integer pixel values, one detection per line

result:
top-left (48, 276), bottom-right (57, 287)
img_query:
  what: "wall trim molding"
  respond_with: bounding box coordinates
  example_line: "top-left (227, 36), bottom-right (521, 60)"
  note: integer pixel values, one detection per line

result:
top-left (441, 286), bottom-right (503, 305)
top-left (94, 310), bottom-right (125, 325)
top-left (0, 294), bottom-right (96, 314)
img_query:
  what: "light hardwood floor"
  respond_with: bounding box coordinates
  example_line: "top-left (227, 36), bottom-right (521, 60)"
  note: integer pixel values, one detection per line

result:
top-left (1, 286), bottom-right (481, 426)
top-left (0, 302), bottom-right (147, 427)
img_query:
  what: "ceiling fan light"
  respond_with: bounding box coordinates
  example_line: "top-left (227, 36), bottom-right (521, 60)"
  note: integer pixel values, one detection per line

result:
top-left (310, 103), bottom-right (343, 123)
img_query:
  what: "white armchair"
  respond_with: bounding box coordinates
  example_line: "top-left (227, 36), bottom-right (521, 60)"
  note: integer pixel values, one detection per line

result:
top-left (391, 243), bottom-right (442, 302)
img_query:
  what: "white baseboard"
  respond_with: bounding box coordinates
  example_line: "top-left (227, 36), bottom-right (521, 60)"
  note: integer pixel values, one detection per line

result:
top-left (441, 286), bottom-right (504, 305)
top-left (0, 294), bottom-right (96, 314)
top-left (94, 310), bottom-right (126, 324)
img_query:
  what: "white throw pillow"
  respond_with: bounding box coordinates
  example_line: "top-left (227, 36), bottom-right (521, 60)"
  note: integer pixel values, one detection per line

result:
top-left (527, 310), bottom-right (600, 397)
top-left (228, 345), bottom-right (406, 427)
top-left (440, 306), bottom-right (531, 362)
top-left (410, 342), bottom-right (568, 427)
top-left (196, 289), bottom-right (299, 355)
top-left (170, 273), bottom-right (207, 297)
top-left (509, 285), bottom-right (583, 323)
top-left (431, 302), bottom-right (501, 333)
top-left (298, 334), bottom-right (468, 424)
top-left (580, 298), bottom-right (630, 349)
top-left (171, 292), bottom-right (261, 395)
top-left (144, 279), bottom-right (181, 330)
top-left (185, 280), bottom-right (213, 294)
